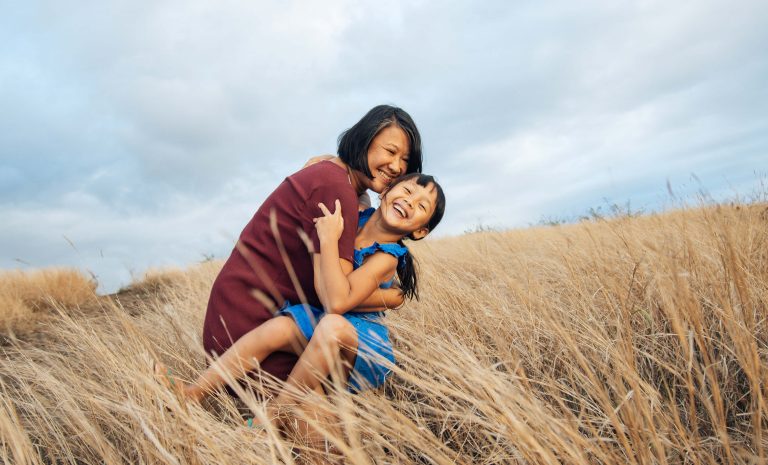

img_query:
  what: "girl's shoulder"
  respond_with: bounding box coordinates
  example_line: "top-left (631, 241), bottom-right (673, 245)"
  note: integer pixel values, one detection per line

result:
top-left (357, 207), bottom-right (376, 228)
top-left (354, 241), bottom-right (409, 269)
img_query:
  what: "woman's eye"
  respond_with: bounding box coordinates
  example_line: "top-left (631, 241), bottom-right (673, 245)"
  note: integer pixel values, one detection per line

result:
top-left (404, 187), bottom-right (411, 193)
top-left (419, 204), bottom-right (426, 211)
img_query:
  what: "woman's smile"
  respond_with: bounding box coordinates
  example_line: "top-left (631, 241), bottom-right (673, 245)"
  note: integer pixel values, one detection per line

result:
top-left (376, 169), bottom-right (397, 186)
top-left (365, 125), bottom-right (410, 193)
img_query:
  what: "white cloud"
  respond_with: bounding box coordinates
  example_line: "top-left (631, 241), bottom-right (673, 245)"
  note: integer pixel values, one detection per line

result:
top-left (0, 169), bottom-right (282, 292)
top-left (1, 0), bottom-right (767, 288)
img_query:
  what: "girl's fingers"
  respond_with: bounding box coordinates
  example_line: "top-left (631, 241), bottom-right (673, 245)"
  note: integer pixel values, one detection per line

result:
top-left (319, 199), bottom-right (343, 218)
top-left (318, 202), bottom-right (332, 216)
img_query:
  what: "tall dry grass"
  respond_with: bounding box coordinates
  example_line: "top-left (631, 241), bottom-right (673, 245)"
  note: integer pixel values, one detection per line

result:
top-left (1, 201), bottom-right (767, 464)
top-left (0, 269), bottom-right (97, 337)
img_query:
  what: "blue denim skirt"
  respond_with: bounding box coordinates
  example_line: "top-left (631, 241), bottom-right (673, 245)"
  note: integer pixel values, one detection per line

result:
top-left (275, 303), bottom-right (395, 392)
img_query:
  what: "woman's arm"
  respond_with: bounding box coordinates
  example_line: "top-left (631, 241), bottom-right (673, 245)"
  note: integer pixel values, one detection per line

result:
top-left (314, 201), bottom-right (398, 314)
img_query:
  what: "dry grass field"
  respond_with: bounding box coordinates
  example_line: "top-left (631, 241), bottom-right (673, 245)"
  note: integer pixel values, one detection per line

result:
top-left (1, 200), bottom-right (767, 464)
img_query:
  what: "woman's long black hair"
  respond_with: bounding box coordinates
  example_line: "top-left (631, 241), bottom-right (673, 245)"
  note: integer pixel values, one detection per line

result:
top-left (387, 173), bottom-right (446, 301)
top-left (338, 105), bottom-right (423, 177)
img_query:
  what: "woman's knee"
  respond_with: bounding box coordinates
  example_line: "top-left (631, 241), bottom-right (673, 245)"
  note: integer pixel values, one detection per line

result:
top-left (315, 314), bottom-right (357, 347)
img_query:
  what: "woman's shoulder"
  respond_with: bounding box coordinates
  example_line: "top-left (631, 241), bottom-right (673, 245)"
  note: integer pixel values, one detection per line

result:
top-left (286, 159), bottom-right (356, 202)
top-left (294, 158), bottom-right (348, 179)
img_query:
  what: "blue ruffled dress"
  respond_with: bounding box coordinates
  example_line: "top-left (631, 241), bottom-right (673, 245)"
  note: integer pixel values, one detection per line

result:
top-left (276, 208), bottom-right (406, 392)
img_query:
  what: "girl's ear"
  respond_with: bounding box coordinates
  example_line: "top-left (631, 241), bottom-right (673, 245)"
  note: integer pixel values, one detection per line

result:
top-left (410, 227), bottom-right (429, 241)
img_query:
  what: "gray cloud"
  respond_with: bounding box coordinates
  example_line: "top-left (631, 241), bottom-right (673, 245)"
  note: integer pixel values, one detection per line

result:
top-left (1, 0), bottom-right (767, 291)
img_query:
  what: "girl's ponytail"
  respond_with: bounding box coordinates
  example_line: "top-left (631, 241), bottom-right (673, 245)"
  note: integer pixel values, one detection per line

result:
top-left (396, 240), bottom-right (419, 301)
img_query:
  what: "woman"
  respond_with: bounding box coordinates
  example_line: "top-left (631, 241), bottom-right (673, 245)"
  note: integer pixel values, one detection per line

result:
top-left (202, 105), bottom-right (423, 386)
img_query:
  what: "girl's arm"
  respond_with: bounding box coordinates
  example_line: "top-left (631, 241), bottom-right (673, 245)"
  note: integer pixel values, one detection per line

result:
top-left (312, 253), bottom-right (354, 309)
top-left (314, 201), bottom-right (398, 314)
top-left (314, 261), bottom-right (403, 312)
top-left (356, 287), bottom-right (404, 311)
top-left (313, 253), bottom-right (329, 308)
top-left (313, 242), bottom-right (397, 315)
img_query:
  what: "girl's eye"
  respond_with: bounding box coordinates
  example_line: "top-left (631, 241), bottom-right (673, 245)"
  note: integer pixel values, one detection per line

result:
top-left (404, 187), bottom-right (411, 194)
top-left (419, 204), bottom-right (426, 211)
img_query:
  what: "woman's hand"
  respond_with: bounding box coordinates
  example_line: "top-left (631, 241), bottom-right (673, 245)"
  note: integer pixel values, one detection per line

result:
top-left (314, 199), bottom-right (344, 243)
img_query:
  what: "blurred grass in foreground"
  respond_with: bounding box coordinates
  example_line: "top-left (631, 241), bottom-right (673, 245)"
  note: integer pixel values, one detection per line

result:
top-left (1, 200), bottom-right (767, 464)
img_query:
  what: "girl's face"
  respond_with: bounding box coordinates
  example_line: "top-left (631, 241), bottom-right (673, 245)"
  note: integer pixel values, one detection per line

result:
top-left (379, 179), bottom-right (438, 240)
top-left (363, 125), bottom-right (410, 193)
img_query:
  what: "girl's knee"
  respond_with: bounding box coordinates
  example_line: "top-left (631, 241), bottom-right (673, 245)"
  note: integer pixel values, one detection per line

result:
top-left (273, 315), bottom-right (296, 332)
top-left (316, 314), bottom-right (357, 346)
top-left (269, 316), bottom-right (305, 350)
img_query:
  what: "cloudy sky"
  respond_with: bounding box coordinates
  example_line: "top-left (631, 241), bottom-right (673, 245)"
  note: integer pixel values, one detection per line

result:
top-left (2, 0), bottom-right (767, 293)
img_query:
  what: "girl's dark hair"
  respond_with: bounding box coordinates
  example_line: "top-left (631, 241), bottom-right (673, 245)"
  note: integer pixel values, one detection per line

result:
top-left (387, 173), bottom-right (446, 302)
top-left (337, 105), bottom-right (423, 177)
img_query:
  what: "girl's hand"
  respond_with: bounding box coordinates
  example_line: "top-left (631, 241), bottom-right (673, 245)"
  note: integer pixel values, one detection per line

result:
top-left (314, 199), bottom-right (344, 243)
top-left (302, 154), bottom-right (335, 169)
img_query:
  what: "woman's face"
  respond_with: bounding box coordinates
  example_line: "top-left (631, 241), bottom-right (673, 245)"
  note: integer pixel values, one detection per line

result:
top-left (363, 124), bottom-right (410, 193)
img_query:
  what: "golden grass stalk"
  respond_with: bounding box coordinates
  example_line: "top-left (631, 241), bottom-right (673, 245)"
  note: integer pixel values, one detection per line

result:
top-left (1, 202), bottom-right (766, 464)
top-left (0, 268), bottom-right (96, 336)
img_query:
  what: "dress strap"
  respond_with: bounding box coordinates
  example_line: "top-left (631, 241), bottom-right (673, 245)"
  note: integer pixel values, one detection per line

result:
top-left (358, 207), bottom-right (375, 228)
top-left (354, 241), bottom-right (409, 270)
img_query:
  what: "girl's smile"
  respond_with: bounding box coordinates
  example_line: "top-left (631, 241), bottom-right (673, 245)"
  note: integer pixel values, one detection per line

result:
top-left (392, 200), bottom-right (408, 218)
top-left (379, 179), bottom-right (437, 240)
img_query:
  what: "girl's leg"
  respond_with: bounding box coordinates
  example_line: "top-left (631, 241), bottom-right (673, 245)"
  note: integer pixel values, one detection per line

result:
top-left (269, 316), bottom-right (355, 453)
top-left (283, 384), bottom-right (345, 461)
top-left (161, 316), bottom-right (307, 402)
top-left (273, 314), bottom-right (358, 407)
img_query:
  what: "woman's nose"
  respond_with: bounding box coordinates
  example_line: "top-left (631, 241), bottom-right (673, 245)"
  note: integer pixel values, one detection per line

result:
top-left (389, 157), bottom-right (404, 176)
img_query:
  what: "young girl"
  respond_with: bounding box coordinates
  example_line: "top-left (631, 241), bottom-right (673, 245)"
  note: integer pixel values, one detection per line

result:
top-left (157, 173), bottom-right (445, 406)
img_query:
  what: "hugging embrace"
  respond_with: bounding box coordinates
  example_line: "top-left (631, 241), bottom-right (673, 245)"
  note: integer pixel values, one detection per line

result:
top-left (157, 105), bottom-right (445, 430)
